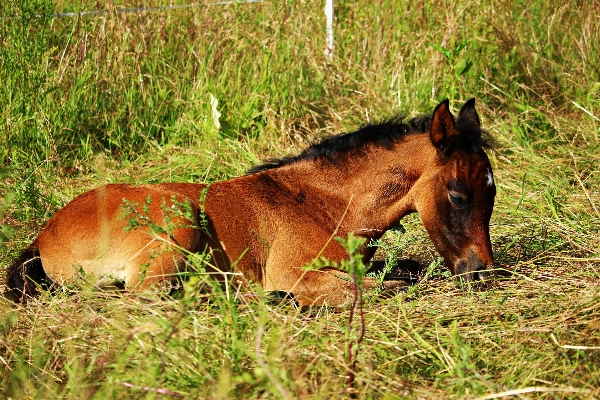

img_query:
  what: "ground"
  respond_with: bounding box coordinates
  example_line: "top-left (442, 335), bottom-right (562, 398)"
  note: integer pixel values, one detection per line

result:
top-left (0, 0), bottom-right (599, 398)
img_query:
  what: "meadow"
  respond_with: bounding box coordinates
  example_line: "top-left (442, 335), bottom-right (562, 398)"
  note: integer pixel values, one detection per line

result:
top-left (1, 0), bottom-right (599, 398)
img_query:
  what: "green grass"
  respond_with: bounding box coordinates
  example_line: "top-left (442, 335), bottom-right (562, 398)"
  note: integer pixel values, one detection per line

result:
top-left (1, 0), bottom-right (600, 398)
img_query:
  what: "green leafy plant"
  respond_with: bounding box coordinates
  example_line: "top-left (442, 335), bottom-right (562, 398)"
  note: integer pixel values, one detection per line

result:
top-left (429, 38), bottom-right (473, 103)
top-left (1, 1), bottom-right (600, 398)
top-left (309, 233), bottom-right (369, 394)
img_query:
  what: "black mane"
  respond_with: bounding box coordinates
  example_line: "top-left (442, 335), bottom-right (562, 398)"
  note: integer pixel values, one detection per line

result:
top-left (247, 111), bottom-right (493, 174)
top-left (247, 115), bottom-right (432, 174)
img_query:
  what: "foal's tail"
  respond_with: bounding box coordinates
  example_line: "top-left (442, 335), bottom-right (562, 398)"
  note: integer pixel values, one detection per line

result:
top-left (5, 247), bottom-right (52, 302)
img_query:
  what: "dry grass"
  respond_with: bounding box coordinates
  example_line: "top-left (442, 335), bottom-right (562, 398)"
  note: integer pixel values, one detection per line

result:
top-left (1, 0), bottom-right (600, 398)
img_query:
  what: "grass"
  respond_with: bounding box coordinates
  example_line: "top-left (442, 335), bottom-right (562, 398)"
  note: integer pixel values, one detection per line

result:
top-left (1, 0), bottom-right (600, 398)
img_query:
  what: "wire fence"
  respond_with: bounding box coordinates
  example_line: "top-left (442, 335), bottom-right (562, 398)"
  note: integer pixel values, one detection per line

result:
top-left (2, 0), bottom-right (335, 59)
top-left (1, 0), bottom-right (262, 19)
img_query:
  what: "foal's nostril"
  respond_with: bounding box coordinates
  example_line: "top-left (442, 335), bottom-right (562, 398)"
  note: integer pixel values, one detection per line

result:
top-left (473, 265), bottom-right (487, 280)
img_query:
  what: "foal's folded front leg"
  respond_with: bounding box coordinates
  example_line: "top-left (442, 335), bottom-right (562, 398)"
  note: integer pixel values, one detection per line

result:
top-left (263, 267), bottom-right (408, 307)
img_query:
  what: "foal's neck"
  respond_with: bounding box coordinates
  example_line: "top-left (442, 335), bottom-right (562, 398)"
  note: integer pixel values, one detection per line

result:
top-left (274, 133), bottom-right (436, 236)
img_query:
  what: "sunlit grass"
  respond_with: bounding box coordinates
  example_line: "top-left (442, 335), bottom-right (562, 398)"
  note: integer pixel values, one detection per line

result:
top-left (1, 0), bottom-right (599, 398)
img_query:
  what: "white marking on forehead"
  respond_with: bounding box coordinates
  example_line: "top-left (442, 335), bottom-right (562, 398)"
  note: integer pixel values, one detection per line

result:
top-left (486, 169), bottom-right (494, 187)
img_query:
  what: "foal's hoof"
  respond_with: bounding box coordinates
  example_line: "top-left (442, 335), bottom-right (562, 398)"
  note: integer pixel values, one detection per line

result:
top-left (379, 279), bottom-right (410, 298)
top-left (2, 290), bottom-right (20, 303)
top-left (394, 259), bottom-right (423, 276)
top-left (265, 291), bottom-right (298, 307)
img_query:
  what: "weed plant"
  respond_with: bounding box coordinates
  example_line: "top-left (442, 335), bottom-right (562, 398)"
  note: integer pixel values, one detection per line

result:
top-left (1, 0), bottom-right (599, 398)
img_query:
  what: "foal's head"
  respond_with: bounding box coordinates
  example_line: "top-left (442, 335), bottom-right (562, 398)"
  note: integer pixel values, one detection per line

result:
top-left (414, 99), bottom-right (495, 282)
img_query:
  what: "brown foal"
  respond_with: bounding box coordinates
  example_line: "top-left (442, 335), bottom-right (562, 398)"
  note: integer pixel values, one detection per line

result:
top-left (6, 99), bottom-right (496, 306)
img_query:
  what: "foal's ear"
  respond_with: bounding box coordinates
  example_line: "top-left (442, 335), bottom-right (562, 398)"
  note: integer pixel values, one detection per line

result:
top-left (430, 99), bottom-right (459, 153)
top-left (456, 98), bottom-right (481, 137)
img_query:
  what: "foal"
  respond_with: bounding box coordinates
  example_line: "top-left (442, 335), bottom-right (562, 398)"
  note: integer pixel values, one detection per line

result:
top-left (6, 99), bottom-right (495, 306)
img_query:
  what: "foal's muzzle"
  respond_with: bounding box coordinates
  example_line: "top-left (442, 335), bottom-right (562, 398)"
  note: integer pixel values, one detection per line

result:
top-left (455, 248), bottom-right (490, 282)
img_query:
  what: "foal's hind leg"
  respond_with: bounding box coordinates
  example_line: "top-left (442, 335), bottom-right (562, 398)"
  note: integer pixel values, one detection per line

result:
top-left (35, 186), bottom-right (203, 292)
top-left (122, 226), bottom-right (202, 291)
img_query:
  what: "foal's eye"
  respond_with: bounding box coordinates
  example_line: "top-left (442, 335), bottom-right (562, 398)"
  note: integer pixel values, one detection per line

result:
top-left (448, 191), bottom-right (468, 207)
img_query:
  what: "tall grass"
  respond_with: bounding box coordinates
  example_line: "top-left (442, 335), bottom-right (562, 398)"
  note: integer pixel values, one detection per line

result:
top-left (1, 0), bottom-right (599, 398)
top-left (2, 0), bottom-right (598, 165)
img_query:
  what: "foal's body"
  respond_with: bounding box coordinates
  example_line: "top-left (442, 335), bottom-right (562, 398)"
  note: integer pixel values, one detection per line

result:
top-left (7, 99), bottom-right (496, 306)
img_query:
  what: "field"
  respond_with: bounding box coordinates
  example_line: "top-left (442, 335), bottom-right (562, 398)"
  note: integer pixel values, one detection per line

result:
top-left (1, 0), bottom-right (599, 398)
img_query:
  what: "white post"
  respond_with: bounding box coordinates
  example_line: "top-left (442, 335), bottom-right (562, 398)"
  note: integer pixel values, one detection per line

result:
top-left (324, 0), bottom-right (334, 59)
